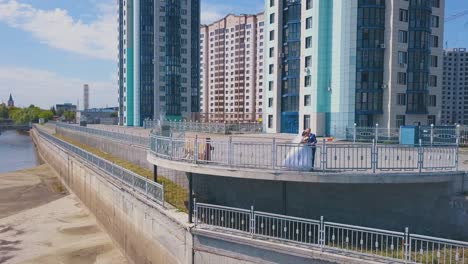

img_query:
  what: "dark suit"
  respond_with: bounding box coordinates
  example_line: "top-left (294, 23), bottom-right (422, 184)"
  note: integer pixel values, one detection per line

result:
top-left (306, 133), bottom-right (317, 168)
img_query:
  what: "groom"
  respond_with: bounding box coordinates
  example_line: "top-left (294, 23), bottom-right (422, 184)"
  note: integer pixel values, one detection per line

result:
top-left (304, 128), bottom-right (317, 170)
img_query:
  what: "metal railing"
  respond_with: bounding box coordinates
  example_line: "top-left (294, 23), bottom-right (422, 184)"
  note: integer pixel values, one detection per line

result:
top-left (56, 122), bottom-right (149, 146)
top-left (150, 134), bottom-right (459, 173)
top-left (345, 125), bottom-right (468, 147)
top-left (143, 119), bottom-right (263, 134)
top-left (35, 126), bottom-right (164, 206)
top-left (195, 202), bottom-right (468, 264)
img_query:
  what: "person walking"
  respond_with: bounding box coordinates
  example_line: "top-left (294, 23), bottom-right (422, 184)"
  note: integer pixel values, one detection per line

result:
top-left (305, 128), bottom-right (317, 170)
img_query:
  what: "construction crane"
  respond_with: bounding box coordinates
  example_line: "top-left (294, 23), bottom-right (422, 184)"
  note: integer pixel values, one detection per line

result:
top-left (445, 10), bottom-right (468, 22)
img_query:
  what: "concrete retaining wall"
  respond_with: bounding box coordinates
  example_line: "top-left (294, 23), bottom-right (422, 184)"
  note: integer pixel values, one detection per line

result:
top-left (32, 129), bottom-right (193, 264)
top-left (193, 172), bottom-right (468, 241)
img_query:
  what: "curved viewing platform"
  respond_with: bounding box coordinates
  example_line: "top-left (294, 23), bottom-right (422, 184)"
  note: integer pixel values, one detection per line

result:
top-left (148, 132), bottom-right (460, 183)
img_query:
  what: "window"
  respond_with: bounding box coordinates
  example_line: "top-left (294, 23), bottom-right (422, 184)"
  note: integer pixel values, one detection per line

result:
top-left (430, 55), bottom-right (438, 67)
top-left (429, 75), bottom-right (437, 87)
top-left (304, 95), bottom-right (311, 106)
top-left (305, 76), bottom-right (311, 87)
top-left (269, 47), bottom-right (274, 58)
top-left (305, 56), bottom-right (312, 67)
top-left (430, 35), bottom-right (439, 48)
top-left (306, 0), bottom-right (313, 9)
top-left (396, 115), bottom-right (405, 127)
top-left (432, 0), bottom-right (440, 8)
top-left (304, 115), bottom-right (311, 130)
top-left (428, 95), bottom-right (436, 107)
top-left (305, 36), bottom-right (312, 48)
top-left (269, 30), bottom-right (274, 40)
top-left (270, 0), bottom-right (274, 7)
top-left (431, 16), bottom-right (439, 28)
top-left (269, 64), bottom-right (274, 74)
top-left (397, 93), bottom-right (406, 105)
top-left (306, 17), bottom-right (312, 29)
top-left (398, 51), bottom-right (407, 64)
top-left (397, 72), bottom-right (407, 85)
top-left (268, 115), bottom-right (273, 128)
top-left (270, 13), bottom-right (275, 24)
top-left (398, 30), bottom-right (408, 43)
top-left (428, 115), bottom-right (436, 125)
top-left (399, 9), bottom-right (408, 22)
top-left (268, 81), bottom-right (273, 91)
top-left (268, 98), bottom-right (273, 107)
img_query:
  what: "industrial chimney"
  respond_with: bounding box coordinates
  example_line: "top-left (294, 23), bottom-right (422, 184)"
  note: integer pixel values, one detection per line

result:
top-left (83, 84), bottom-right (90, 110)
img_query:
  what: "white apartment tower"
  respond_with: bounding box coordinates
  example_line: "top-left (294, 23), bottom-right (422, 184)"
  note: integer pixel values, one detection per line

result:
top-left (263, 0), bottom-right (444, 135)
top-left (200, 13), bottom-right (265, 123)
top-left (441, 48), bottom-right (468, 125)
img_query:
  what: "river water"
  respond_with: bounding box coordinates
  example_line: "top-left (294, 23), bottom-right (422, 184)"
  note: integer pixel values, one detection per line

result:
top-left (0, 130), bottom-right (40, 173)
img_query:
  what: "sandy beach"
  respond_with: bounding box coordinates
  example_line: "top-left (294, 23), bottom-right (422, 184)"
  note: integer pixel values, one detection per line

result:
top-left (0, 165), bottom-right (127, 264)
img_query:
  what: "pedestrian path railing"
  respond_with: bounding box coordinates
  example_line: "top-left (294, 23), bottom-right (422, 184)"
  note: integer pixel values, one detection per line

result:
top-left (194, 202), bottom-right (468, 264)
top-left (344, 125), bottom-right (468, 147)
top-left (35, 127), bottom-right (164, 206)
top-left (150, 134), bottom-right (459, 173)
top-left (143, 119), bottom-right (263, 134)
top-left (56, 122), bottom-right (149, 146)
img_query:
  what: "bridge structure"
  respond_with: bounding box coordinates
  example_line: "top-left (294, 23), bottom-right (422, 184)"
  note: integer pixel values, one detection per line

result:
top-left (0, 123), bottom-right (32, 133)
top-left (49, 123), bottom-right (468, 264)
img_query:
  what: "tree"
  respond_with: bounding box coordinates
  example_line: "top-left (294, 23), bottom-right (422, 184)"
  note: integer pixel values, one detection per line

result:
top-left (110, 111), bottom-right (118, 118)
top-left (0, 103), bottom-right (8, 120)
top-left (50, 106), bottom-right (56, 116)
top-left (39, 110), bottom-right (54, 121)
top-left (63, 110), bottom-right (76, 122)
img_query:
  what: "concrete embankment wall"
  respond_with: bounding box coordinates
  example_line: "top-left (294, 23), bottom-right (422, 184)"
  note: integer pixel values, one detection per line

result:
top-left (31, 129), bottom-right (193, 264)
top-left (56, 127), bottom-right (189, 189)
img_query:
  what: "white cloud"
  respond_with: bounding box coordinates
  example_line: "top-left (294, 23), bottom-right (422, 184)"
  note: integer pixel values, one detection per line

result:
top-left (201, 7), bottom-right (225, 25)
top-left (0, 67), bottom-right (116, 109)
top-left (0, 0), bottom-right (117, 61)
top-left (200, 1), bottom-right (264, 25)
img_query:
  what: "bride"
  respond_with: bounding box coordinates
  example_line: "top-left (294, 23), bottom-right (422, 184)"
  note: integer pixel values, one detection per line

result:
top-left (283, 130), bottom-right (314, 170)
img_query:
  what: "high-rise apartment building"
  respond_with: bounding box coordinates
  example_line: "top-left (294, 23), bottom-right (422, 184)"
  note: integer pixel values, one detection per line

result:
top-left (200, 13), bottom-right (264, 123)
top-left (118, 0), bottom-right (200, 126)
top-left (441, 48), bottom-right (468, 125)
top-left (263, 0), bottom-right (444, 135)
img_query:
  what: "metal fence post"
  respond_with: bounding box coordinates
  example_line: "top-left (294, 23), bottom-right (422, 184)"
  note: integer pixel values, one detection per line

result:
top-left (455, 138), bottom-right (459, 171)
top-left (430, 124), bottom-right (434, 146)
top-left (169, 136), bottom-right (173, 160)
top-left (321, 139), bottom-right (326, 171)
top-left (404, 227), bottom-right (410, 263)
top-left (272, 138), bottom-right (277, 169)
top-left (375, 123), bottom-right (379, 143)
top-left (418, 139), bottom-right (423, 173)
top-left (193, 198), bottom-right (198, 226)
top-left (250, 205), bottom-right (255, 238)
top-left (353, 123), bottom-right (357, 143)
top-left (228, 136), bottom-right (233, 166)
top-left (162, 183), bottom-right (165, 208)
top-left (320, 216), bottom-right (324, 250)
top-left (372, 139), bottom-right (376, 173)
top-left (194, 135), bottom-right (199, 164)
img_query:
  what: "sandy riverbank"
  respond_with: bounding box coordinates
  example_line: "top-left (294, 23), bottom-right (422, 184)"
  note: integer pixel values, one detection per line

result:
top-left (0, 165), bottom-right (127, 264)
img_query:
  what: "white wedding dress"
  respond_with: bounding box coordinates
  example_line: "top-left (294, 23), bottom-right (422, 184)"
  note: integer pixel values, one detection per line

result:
top-left (282, 135), bottom-right (313, 171)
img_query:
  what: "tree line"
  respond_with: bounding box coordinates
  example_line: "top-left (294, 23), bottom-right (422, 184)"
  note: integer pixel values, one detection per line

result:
top-left (0, 104), bottom-right (75, 124)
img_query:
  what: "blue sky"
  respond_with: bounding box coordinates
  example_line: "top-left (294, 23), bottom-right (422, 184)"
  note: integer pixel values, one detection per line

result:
top-left (0, 0), bottom-right (466, 109)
